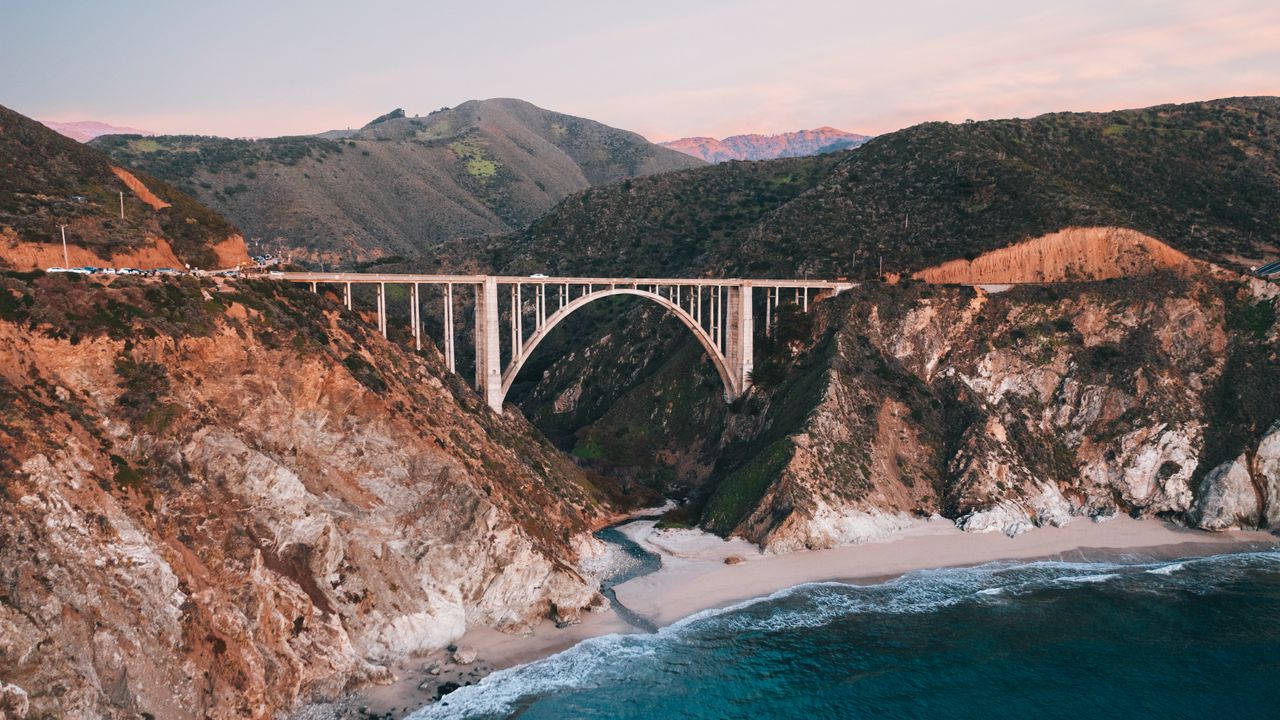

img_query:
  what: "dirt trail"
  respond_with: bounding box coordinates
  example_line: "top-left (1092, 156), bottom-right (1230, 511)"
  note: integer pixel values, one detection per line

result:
top-left (110, 166), bottom-right (171, 210)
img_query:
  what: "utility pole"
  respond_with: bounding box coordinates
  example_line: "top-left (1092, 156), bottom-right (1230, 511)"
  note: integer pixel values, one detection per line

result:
top-left (60, 225), bottom-right (69, 266)
top-left (119, 192), bottom-right (124, 219)
top-left (879, 255), bottom-right (883, 280)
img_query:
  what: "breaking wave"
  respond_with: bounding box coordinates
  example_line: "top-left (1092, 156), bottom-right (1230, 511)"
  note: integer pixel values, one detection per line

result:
top-left (409, 550), bottom-right (1280, 719)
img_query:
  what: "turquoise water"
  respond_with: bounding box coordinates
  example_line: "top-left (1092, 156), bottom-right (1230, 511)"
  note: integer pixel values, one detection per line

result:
top-left (411, 551), bottom-right (1280, 719)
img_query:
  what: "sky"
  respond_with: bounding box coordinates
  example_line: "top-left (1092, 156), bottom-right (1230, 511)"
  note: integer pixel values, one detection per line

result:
top-left (3, 0), bottom-right (1279, 140)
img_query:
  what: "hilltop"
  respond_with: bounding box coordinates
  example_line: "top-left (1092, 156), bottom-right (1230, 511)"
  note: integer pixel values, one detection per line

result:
top-left (0, 104), bottom-right (248, 270)
top-left (661, 126), bottom-right (869, 163)
top-left (92, 99), bottom-right (704, 265)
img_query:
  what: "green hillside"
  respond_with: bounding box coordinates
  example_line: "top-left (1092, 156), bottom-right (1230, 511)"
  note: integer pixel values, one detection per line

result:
top-left (501, 97), bottom-right (1280, 278)
top-left (93, 98), bottom-right (704, 265)
top-left (0, 104), bottom-right (240, 268)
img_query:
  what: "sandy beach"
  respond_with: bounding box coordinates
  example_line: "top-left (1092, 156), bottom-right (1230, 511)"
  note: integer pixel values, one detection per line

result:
top-left (335, 516), bottom-right (1276, 718)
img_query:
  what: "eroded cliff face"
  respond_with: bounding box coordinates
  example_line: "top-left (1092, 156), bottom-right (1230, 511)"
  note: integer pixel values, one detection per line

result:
top-left (0, 273), bottom-right (623, 719)
top-left (726, 272), bottom-right (1278, 550)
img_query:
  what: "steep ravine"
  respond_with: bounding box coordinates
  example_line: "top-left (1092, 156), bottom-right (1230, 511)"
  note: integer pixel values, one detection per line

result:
top-left (0, 273), bottom-right (645, 719)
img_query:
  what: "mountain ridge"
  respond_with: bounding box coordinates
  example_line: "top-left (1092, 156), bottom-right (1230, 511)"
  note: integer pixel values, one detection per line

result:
top-left (40, 119), bottom-right (159, 143)
top-left (92, 98), bottom-right (704, 265)
top-left (661, 126), bottom-right (870, 162)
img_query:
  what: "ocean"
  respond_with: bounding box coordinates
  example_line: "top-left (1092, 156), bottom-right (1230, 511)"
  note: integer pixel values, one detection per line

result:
top-left (409, 550), bottom-right (1280, 719)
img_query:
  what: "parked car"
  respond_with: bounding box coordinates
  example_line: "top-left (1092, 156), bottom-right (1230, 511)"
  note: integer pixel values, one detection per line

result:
top-left (529, 273), bottom-right (549, 279)
top-left (154, 268), bottom-right (182, 276)
top-left (116, 268), bottom-right (143, 276)
top-left (45, 267), bottom-right (70, 273)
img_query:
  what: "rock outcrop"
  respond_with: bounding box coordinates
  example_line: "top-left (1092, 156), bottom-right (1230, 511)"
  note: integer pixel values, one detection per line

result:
top-left (0, 274), bottom-right (626, 719)
top-left (720, 272), bottom-right (1277, 548)
top-left (1192, 457), bottom-right (1261, 530)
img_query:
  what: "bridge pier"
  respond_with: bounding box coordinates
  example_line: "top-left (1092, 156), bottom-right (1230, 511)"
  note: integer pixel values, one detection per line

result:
top-left (726, 282), bottom-right (753, 397)
top-left (475, 276), bottom-right (503, 412)
top-left (377, 282), bottom-right (387, 338)
top-left (411, 283), bottom-right (421, 351)
top-left (443, 283), bottom-right (456, 372)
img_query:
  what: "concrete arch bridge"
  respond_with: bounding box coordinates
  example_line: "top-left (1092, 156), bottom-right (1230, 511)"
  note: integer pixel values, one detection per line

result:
top-left (276, 273), bottom-right (855, 413)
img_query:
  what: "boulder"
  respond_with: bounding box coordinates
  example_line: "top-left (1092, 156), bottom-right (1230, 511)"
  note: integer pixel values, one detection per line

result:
top-left (1256, 421), bottom-right (1280, 528)
top-left (451, 646), bottom-right (477, 665)
top-left (1192, 456), bottom-right (1261, 531)
top-left (0, 682), bottom-right (30, 719)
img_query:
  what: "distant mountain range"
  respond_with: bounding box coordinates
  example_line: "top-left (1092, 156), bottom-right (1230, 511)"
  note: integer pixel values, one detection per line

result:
top-left (660, 127), bottom-right (870, 163)
top-left (40, 119), bottom-right (158, 143)
top-left (92, 98), bottom-right (703, 264)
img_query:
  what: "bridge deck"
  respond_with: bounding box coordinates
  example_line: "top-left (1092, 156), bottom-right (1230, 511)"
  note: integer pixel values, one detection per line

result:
top-left (273, 271), bottom-right (856, 289)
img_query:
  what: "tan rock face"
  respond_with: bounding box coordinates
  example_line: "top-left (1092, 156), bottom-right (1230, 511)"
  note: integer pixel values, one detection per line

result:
top-left (0, 276), bottom-right (618, 719)
top-left (1192, 456), bottom-right (1261, 531)
top-left (1251, 421), bottom-right (1280, 528)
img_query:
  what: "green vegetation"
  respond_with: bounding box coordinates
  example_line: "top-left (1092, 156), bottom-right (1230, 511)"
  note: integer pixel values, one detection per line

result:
top-left (343, 352), bottom-right (388, 393)
top-left (114, 357), bottom-right (171, 425)
top-left (702, 439), bottom-right (793, 533)
top-left (449, 138), bottom-right (500, 180)
top-left (505, 97), bottom-right (1280, 278)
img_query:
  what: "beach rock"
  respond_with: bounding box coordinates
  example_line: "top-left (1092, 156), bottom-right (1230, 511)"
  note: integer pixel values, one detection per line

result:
top-left (956, 501), bottom-right (1035, 537)
top-left (0, 682), bottom-right (29, 719)
top-left (1256, 421), bottom-right (1280, 528)
top-left (724, 555), bottom-right (744, 565)
top-left (451, 647), bottom-right (477, 665)
top-left (1192, 456), bottom-right (1261, 530)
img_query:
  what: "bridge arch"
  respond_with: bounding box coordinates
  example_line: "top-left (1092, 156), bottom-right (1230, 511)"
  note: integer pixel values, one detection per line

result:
top-left (498, 287), bottom-right (737, 404)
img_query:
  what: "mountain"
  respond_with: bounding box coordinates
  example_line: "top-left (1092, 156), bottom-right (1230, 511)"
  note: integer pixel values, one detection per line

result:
top-left (1, 104), bottom-right (248, 269)
top-left (501, 97), bottom-right (1280, 278)
top-left (483, 97), bottom-right (1280, 547)
top-left (41, 119), bottom-right (158, 143)
top-left (660, 127), bottom-right (870, 163)
top-left (91, 99), bottom-right (705, 265)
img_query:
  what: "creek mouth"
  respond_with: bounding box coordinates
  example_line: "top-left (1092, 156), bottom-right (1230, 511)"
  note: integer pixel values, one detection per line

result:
top-left (593, 521), bottom-right (663, 633)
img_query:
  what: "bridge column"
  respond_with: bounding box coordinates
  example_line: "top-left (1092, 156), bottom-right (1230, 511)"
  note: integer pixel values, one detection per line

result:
top-left (474, 276), bottom-right (503, 413)
top-left (343, 282), bottom-right (352, 311)
top-left (377, 282), bottom-right (387, 338)
top-left (411, 282), bottom-right (421, 351)
top-left (725, 282), bottom-right (753, 398)
top-left (443, 283), bottom-right (455, 372)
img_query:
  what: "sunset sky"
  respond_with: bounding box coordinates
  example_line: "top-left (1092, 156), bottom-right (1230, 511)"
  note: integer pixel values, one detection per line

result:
top-left (4, 0), bottom-right (1279, 140)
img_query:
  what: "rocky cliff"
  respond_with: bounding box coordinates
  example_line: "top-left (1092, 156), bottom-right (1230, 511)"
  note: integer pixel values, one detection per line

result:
top-left (721, 271), bottom-right (1278, 550)
top-left (0, 273), bottom-right (634, 718)
top-left (508, 257), bottom-right (1278, 551)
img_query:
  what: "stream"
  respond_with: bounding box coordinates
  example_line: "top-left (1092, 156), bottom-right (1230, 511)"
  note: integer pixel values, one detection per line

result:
top-left (593, 522), bottom-right (662, 633)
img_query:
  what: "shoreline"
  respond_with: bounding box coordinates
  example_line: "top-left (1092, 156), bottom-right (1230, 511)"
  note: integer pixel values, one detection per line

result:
top-left (319, 517), bottom-right (1277, 718)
